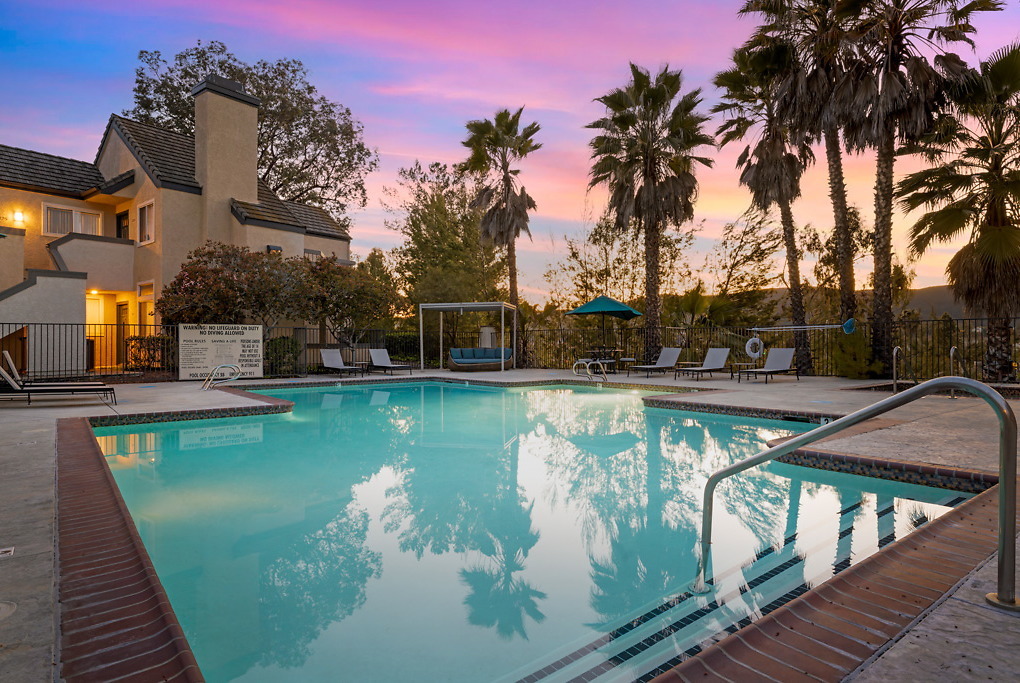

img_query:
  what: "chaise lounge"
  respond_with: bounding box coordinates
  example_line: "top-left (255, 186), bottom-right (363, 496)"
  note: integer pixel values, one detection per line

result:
top-left (0, 366), bottom-right (117, 404)
top-left (448, 347), bottom-right (513, 371)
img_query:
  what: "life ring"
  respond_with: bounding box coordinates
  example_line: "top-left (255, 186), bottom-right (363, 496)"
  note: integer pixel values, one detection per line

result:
top-left (745, 337), bottom-right (764, 359)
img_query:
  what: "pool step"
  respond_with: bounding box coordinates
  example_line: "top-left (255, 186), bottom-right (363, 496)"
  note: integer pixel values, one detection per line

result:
top-left (510, 498), bottom-right (904, 683)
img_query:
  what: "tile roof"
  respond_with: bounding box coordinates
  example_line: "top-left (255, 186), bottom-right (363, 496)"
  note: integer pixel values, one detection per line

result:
top-left (0, 144), bottom-right (106, 196)
top-left (108, 116), bottom-right (200, 191)
top-left (284, 201), bottom-right (350, 240)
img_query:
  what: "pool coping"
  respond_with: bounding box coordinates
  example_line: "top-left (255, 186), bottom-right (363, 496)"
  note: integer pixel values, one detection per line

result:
top-left (51, 377), bottom-right (1008, 682)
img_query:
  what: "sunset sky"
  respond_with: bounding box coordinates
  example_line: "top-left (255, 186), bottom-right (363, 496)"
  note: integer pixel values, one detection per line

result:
top-left (3, 0), bottom-right (1019, 302)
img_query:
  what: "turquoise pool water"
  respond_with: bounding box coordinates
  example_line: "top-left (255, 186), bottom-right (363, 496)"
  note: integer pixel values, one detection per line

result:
top-left (95, 383), bottom-right (968, 682)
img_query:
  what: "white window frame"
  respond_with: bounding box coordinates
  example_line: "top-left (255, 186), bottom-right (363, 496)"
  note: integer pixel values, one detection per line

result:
top-left (137, 201), bottom-right (155, 246)
top-left (41, 202), bottom-right (102, 237)
top-left (136, 280), bottom-right (155, 301)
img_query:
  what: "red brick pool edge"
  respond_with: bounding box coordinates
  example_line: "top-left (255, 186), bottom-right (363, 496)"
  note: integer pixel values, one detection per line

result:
top-left (55, 417), bottom-right (204, 682)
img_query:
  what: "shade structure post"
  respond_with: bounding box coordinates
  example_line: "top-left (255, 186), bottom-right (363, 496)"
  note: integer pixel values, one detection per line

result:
top-left (419, 304), bottom-right (424, 370)
top-left (501, 306), bottom-right (505, 371)
top-left (513, 306), bottom-right (517, 369)
top-left (439, 311), bottom-right (443, 372)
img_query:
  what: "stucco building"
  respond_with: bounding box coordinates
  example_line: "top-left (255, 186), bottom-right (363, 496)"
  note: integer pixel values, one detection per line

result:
top-left (0, 75), bottom-right (352, 374)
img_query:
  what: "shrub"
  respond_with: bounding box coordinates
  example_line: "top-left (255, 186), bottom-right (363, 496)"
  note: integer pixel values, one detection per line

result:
top-left (125, 334), bottom-right (176, 371)
top-left (265, 336), bottom-right (303, 376)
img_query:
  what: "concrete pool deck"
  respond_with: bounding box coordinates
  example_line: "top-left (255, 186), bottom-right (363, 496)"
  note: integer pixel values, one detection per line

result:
top-left (1, 370), bottom-right (1017, 681)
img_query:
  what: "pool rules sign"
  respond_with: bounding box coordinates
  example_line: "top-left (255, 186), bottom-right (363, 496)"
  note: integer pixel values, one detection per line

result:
top-left (178, 324), bottom-right (264, 380)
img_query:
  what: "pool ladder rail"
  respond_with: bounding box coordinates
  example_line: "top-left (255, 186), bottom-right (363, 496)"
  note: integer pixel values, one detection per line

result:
top-left (694, 376), bottom-right (1020, 613)
top-left (572, 358), bottom-right (609, 382)
top-left (200, 364), bottom-right (242, 390)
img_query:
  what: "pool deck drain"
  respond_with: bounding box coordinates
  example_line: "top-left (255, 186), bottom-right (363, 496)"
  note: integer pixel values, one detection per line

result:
top-left (1, 370), bottom-right (1018, 681)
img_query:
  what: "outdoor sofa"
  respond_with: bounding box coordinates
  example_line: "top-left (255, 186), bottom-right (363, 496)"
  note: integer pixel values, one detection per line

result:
top-left (448, 347), bottom-right (513, 371)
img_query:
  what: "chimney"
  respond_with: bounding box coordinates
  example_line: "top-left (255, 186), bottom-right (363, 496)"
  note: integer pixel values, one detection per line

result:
top-left (191, 75), bottom-right (260, 240)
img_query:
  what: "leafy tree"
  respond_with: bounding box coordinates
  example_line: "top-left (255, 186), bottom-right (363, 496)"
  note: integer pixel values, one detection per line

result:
top-left (742, 0), bottom-right (864, 323)
top-left (844, 0), bottom-right (1001, 373)
top-left (385, 161), bottom-right (505, 342)
top-left (588, 63), bottom-right (714, 361)
top-left (897, 43), bottom-right (1020, 381)
top-left (155, 241), bottom-right (303, 330)
top-left (801, 206), bottom-right (871, 318)
top-left (459, 108), bottom-right (542, 357)
top-left (124, 39), bottom-right (378, 229)
top-left (299, 256), bottom-right (398, 350)
top-left (702, 213), bottom-right (784, 326)
top-left (544, 213), bottom-right (695, 311)
top-left (714, 44), bottom-right (815, 374)
top-left (386, 162), bottom-right (504, 305)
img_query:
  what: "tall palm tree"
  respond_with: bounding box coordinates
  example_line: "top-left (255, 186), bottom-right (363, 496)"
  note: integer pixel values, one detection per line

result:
top-left (588, 64), bottom-right (714, 361)
top-left (896, 43), bottom-right (1020, 381)
top-left (846, 0), bottom-right (1003, 374)
top-left (461, 107), bottom-right (542, 358)
top-left (742, 0), bottom-right (865, 323)
top-left (715, 44), bottom-right (815, 375)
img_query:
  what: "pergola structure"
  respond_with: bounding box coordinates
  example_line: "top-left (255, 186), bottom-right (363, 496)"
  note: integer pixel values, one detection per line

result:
top-left (418, 302), bottom-right (517, 371)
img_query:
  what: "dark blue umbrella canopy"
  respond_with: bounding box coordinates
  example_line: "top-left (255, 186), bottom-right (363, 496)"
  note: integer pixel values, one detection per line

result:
top-left (565, 295), bottom-right (642, 320)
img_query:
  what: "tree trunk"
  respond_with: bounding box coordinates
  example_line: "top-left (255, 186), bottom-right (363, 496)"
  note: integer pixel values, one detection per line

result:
top-left (984, 312), bottom-right (1013, 382)
top-left (824, 128), bottom-right (856, 323)
top-left (779, 201), bottom-right (813, 375)
top-left (871, 128), bottom-right (896, 376)
top-left (643, 220), bottom-right (662, 362)
top-left (508, 238), bottom-right (521, 361)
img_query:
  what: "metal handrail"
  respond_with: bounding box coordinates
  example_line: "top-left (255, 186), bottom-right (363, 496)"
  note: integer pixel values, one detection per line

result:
top-left (892, 346), bottom-right (902, 393)
top-left (200, 364), bottom-right (242, 390)
top-left (693, 376), bottom-right (1019, 612)
top-left (950, 346), bottom-right (959, 398)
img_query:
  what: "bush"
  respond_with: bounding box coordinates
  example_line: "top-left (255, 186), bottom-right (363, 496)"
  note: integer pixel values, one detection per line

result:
top-left (833, 333), bottom-right (881, 379)
top-left (125, 334), bottom-right (176, 371)
top-left (265, 336), bottom-right (303, 376)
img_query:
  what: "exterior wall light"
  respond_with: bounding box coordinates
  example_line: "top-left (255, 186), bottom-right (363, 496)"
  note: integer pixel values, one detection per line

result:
top-left (90, 290), bottom-right (99, 295)
top-left (12, 210), bottom-right (24, 223)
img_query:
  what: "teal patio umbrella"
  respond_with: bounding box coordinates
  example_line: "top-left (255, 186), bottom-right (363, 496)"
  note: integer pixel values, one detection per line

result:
top-left (565, 295), bottom-right (643, 349)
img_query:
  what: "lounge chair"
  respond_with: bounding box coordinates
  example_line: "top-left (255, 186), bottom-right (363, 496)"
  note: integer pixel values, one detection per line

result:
top-left (368, 348), bottom-right (413, 375)
top-left (0, 366), bottom-right (116, 404)
top-left (737, 348), bottom-right (798, 383)
top-left (675, 347), bottom-right (730, 380)
top-left (320, 348), bottom-right (366, 377)
top-left (628, 347), bottom-right (682, 377)
top-left (2, 350), bottom-right (107, 386)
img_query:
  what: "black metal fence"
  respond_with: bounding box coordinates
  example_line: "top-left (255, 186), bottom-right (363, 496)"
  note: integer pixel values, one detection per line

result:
top-left (0, 318), bottom-right (1012, 383)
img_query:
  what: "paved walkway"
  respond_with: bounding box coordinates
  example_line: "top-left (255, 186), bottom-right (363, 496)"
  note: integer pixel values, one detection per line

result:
top-left (0, 370), bottom-right (1016, 680)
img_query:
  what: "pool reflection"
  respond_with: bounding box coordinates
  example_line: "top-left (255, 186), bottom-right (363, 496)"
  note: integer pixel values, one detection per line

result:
top-left (96, 384), bottom-right (964, 682)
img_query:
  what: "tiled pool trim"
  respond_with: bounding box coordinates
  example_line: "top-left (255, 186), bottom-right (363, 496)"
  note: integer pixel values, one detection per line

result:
top-left (86, 388), bottom-right (293, 427)
top-left (654, 480), bottom-right (1017, 682)
top-left (55, 417), bottom-right (203, 682)
top-left (52, 378), bottom-right (1006, 682)
top-left (236, 375), bottom-right (703, 393)
top-left (776, 448), bottom-right (997, 494)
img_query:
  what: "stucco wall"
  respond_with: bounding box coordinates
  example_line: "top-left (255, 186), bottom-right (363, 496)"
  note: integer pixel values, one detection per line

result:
top-left (195, 89), bottom-right (258, 245)
top-left (304, 234), bottom-right (351, 261)
top-left (50, 236), bottom-right (135, 292)
top-left (0, 228), bottom-right (26, 291)
top-left (0, 187), bottom-right (116, 271)
top-left (243, 225), bottom-right (306, 258)
top-left (0, 271), bottom-right (85, 324)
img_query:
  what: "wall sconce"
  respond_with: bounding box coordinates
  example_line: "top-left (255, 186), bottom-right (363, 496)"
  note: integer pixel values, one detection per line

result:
top-left (12, 210), bottom-right (24, 223)
top-left (266, 245), bottom-right (283, 255)
top-left (89, 290), bottom-right (99, 295)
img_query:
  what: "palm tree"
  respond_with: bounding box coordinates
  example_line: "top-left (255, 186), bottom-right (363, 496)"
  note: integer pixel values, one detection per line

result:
top-left (742, 0), bottom-right (864, 323)
top-left (588, 63), bottom-right (714, 362)
top-left (715, 44), bottom-right (815, 375)
top-left (460, 108), bottom-right (542, 358)
top-left (845, 0), bottom-right (1003, 374)
top-left (896, 43), bottom-right (1020, 381)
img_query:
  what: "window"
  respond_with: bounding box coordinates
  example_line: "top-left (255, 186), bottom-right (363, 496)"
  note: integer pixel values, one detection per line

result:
top-left (43, 205), bottom-right (100, 236)
top-left (138, 202), bottom-right (154, 244)
top-left (304, 249), bottom-right (323, 262)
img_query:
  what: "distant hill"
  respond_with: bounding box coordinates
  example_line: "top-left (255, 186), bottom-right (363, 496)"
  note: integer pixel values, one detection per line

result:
top-left (759, 285), bottom-right (980, 320)
top-left (900, 285), bottom-right (981, 318)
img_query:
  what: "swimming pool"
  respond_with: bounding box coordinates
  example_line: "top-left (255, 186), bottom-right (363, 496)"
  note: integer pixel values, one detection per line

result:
top-left (94, 383), bottom-right (968, 682)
